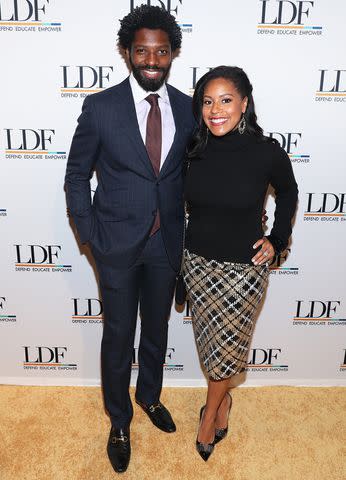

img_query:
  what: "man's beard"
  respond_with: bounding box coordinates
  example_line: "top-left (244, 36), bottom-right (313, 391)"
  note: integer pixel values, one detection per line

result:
top-left (130, 59), bottom-right (171, 92)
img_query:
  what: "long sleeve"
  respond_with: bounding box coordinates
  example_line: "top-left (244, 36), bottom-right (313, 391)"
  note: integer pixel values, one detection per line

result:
top-left (64, 95), bottom-right (100, 243)
top-left (268, 145), bottom-right (298, 252)
top-left (185, 132), bottom-right (298, 263)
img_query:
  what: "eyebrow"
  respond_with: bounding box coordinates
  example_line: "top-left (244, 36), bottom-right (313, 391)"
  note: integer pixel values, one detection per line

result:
top-left (134, 43), bottom-right (170, 48)
top-left (203, 93), bottom-right (235, 98)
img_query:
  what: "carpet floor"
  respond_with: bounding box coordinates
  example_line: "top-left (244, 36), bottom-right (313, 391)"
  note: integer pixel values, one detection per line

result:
top-left (0, 385), bottom-right (345, 480)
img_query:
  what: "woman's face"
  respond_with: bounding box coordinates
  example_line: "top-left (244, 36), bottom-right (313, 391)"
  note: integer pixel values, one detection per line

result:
top-left (202, 77), bottom-right (248, 137)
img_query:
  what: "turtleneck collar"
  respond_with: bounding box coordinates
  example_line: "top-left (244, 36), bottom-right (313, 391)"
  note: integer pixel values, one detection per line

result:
top-left (206, 128), bottom-right (257, 152)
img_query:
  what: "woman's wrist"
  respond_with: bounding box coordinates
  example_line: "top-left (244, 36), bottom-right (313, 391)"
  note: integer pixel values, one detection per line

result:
top-left (265, 234), bottom-right (286, 256)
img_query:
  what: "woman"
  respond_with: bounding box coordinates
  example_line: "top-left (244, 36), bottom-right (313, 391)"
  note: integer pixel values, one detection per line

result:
top-left (183, 66), bottom-right (298, 461)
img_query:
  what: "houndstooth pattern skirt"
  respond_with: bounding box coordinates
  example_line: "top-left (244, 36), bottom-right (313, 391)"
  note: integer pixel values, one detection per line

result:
top-left (183, 250), bottom-right (269, 380)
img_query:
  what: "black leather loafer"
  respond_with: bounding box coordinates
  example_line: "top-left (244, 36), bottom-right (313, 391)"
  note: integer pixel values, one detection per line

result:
top-left (107, 426), bottom-right (131, 473)
top-left (136, 400), bottom-right (176, 433)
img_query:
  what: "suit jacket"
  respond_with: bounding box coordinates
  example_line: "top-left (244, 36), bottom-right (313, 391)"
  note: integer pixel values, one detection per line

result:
top-left (65, 77), bottom-right (195, 271)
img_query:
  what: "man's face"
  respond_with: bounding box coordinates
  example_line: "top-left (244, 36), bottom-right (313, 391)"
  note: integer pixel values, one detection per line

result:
top-left (127, 28), bottom-right (172, 91)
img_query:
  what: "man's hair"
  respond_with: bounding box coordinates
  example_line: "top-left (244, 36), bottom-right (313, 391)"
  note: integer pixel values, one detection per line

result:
top-left (118, 5), bottom-right (182, 51)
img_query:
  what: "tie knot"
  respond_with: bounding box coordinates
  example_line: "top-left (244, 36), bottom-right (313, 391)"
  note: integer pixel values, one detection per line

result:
top-left (145, 94), bottom-right (160, 107)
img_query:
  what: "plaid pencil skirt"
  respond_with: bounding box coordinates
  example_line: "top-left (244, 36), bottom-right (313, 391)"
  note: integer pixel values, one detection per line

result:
top-left (183, 250), bottom-right (269, 380)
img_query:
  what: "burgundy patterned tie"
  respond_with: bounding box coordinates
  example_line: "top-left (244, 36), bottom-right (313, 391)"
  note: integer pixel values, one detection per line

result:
top-left (145, 94), bottom-right (161, 235)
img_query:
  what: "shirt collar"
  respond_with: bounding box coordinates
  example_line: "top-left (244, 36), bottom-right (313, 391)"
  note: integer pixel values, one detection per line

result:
top-left (129, 73), bottom-right (169, 105)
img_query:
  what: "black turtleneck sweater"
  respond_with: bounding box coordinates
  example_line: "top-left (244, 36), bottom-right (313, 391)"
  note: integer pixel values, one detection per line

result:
top-left (184, 131), bottom-right (298, 264)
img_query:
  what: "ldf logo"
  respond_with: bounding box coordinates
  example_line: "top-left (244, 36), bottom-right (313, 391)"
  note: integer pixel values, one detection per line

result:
top-left (130, 1), bottom-right (182, 16)
top-left (341, 350), bottom-right (346, 370)
top-left (267, 131), bottom-right (310, 162)
top-left (0, 296), bottom-right (17, 323)
top-left (189, 67), bottom-right (213, 93)
top-left (295, 300), bottom-right (340, 319)
top-left (260, 0), bottom-right (314, 25)
top-left (0, 0), bottom-right (50, 21)
top-left (165, 347), bottom-right (175, 364)
top-left (271, 249), bottom-right (290, 268)
top-left (305, 193), bottom-right (346, 215)
top-left (61, 66), bottom-right (113, 90)
top-left (15, 244), bottom-right (61, 264)
top-left (0, 297), bottom-right (5, 310)
top-left (23, 346), bottom-right (67, 364)
top-left (72, 298), bottom-right (103, 317)
top-left (248, 348), bottom-right (282, 366)
top-left (269, 248), bottom-right (299, 275)
top-left (5, 128), bottom-right (54, 151)
top-left (267, 132), bottom-right (301, 154)
top-left (294, 300), bottom-right (346, 325)
top-left (318, 70), bottom-right (346, 93)
top-left (132, 346), bottom-right (182, 369)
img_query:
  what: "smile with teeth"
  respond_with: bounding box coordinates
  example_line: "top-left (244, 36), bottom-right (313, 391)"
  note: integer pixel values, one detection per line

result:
top-left (209, 117), bottom-right (228, 126)
top-left (142, 69), bottom-right (161, 77)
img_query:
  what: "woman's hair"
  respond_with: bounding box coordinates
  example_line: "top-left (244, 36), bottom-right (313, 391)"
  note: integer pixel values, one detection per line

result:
top-left (188, 65), bottom-right (268, 158)
top-left (118, 5), bottom-right (182, 52)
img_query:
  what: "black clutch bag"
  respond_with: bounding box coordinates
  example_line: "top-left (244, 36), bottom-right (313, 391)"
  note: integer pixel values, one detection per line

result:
top-left (174, 201), bottom-right (189, 306)
top-left (175, 273), bottom-right (187, 306)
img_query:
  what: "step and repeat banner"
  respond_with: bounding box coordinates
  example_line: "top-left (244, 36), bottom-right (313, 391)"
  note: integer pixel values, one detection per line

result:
top-left (0, 0), bottom-right (345, 386)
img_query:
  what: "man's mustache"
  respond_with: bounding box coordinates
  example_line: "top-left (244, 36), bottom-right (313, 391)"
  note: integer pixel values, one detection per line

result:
top-left (139, 65), bottom-right (166, 72)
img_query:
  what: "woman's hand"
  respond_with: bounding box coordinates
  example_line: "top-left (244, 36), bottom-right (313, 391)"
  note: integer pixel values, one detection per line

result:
top-left (262, 209), bottom-right (268, 226)
top-left (251, 237), bottom-right (275, 266)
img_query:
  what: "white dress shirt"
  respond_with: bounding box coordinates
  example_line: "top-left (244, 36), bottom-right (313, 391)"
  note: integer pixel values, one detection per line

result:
top-left (129, 73), bottom-right (176, 170)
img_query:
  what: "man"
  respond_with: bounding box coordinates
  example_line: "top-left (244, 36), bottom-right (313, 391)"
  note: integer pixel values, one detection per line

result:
top-left (65, 5), bottom-right (195, 474)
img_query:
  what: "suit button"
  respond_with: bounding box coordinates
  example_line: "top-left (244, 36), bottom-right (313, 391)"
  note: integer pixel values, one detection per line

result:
top-left (156, 181), bottom-right (160, 186)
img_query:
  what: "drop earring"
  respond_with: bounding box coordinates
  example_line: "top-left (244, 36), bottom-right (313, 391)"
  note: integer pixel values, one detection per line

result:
top-left (238, 114), bottom-right (246, 135)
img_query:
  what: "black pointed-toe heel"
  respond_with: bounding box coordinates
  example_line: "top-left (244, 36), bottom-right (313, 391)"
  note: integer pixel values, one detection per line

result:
top-left (215, 392), bottom-right (232, 444)
top-left (196, 406), bottom-right (215, 462)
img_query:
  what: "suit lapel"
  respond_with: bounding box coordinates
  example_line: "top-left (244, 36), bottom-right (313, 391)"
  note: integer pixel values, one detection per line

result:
top-left (159, 85), bottom-right (189, 178)
top-left (113, 79), bottom-right (190, 179)
top-left (113, 78), bottom-right (156, 178)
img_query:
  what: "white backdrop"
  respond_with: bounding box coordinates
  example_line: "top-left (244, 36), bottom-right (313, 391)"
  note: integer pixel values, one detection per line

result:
top-left (0, 0), bottom-right (345, 387)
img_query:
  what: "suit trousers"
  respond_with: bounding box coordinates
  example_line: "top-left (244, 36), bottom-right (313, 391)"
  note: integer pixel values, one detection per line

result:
top-left (96, 230), bottom-right (177, 428)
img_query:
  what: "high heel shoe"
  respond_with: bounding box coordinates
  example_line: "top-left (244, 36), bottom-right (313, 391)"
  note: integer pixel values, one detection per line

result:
top-left (215, 392), bottom-right (232, 444)
top-left (196, 406), bottom-right (215, 462)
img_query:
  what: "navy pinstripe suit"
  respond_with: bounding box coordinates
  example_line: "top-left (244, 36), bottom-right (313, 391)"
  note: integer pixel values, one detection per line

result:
top-left (65, 77), bottom-right (194, 427)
